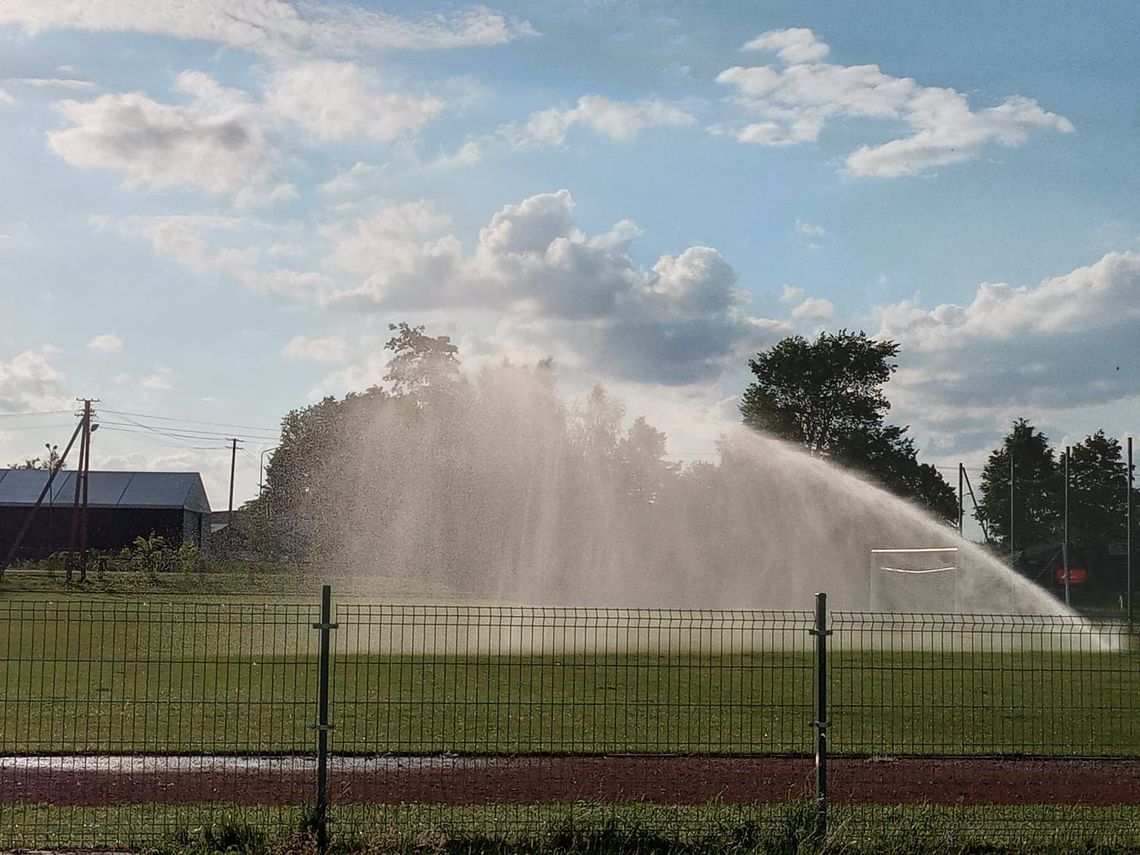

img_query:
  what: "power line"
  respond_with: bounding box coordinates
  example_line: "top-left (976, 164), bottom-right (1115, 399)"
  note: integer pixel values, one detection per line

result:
top-left (100, 406), bottom-right (280, 434)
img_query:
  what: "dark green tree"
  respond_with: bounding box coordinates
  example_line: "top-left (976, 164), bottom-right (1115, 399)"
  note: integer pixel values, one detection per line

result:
top-left (1067, 430), bottom-right (1133, 558)
top-left (741, 330), bottom-right (897, 456)
top-left (383, 322), bottom-right (461, 399)
top-left (741, 330), bottom-right (957, 521)
top-left (976, 419), bottom-right (1061, 553)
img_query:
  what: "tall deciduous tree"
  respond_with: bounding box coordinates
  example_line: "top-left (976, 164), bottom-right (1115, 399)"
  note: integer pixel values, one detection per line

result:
top-left (741, 330), bottom-right (957, 521)
top-left (976, 419), bottom-right (1061, 553)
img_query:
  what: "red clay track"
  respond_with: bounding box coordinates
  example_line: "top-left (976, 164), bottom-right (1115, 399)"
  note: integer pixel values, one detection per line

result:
top-left (3, 756), bottom-right (1140, 808)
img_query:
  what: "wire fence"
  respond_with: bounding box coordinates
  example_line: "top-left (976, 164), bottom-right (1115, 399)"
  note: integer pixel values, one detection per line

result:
top-left (0, 591), bottom-right (1137, 850)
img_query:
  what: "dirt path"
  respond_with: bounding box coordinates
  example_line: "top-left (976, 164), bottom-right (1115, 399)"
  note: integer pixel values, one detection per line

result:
top-left (3, 755), bottom-right (1139, 807)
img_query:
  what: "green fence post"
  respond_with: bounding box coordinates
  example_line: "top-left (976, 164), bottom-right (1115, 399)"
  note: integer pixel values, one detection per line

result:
top-left (313, 584), bottom-right (338, 853)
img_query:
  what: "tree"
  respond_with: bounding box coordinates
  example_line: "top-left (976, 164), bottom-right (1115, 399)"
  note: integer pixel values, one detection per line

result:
top-left (976, 419), bottom-right (1061, 553)
top-left (383, 322), bottom-right (461, 400)
top-left (1068, 431), bottom-right (1127, 550)
top-left (7, 449), bottom-right (66, 470)
top-left (741, 330), bottom-right (897, 456)
top-left (741, 330), bottom-right (958, 521)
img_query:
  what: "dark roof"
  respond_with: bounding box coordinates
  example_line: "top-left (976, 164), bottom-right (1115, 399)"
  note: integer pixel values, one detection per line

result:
top-left (0, 470), bottom-right (211, 514)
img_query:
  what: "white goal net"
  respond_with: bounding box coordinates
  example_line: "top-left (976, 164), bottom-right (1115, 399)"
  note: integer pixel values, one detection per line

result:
top-left (869, 547), bottom-right (960, 612)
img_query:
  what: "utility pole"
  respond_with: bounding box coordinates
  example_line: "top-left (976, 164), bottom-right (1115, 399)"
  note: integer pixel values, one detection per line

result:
top-left (1063, 446), bottom-right (1070, 608)
top-left (228, 438), bottom-right (242, 527)
top-left (65, 399), bottom-right (95, 583)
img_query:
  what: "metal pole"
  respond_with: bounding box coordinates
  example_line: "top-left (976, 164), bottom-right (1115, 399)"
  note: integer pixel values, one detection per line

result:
top-left (313, 584), bottom-right (336, 853)
top-left (1009, 451), bottom-right (1015, 558)
top-left (65, 401), bottom-right (90, 583)
top-left (958, 463), bottom-right (964, 536)
top-left (1128, 436), bottom-right (1133, 630)
top-left (228, 438), bottom-right (238, 527)
top-left (1063, 446), bottom-right (1071, 608)
top-left (811, 591), bottom-right (830, 838)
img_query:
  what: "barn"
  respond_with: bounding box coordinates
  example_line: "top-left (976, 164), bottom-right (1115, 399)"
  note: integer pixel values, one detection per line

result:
top-left (0, 469), bottom-right (211, 562)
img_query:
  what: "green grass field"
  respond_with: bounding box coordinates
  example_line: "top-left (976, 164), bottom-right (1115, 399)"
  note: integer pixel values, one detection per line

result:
top-left (1, 591), bottom-right (1137, 757)
top-left (4, 802), bottom-right (1140, 852)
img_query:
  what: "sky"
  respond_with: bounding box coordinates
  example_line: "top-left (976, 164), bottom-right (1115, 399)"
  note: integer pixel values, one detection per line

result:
top-left (1, 0), bottom-right (1138, 511)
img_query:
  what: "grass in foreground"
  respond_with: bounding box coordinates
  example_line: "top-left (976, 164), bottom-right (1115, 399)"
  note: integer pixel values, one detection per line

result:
top-left (5, 803), bottom-right (1140, 854)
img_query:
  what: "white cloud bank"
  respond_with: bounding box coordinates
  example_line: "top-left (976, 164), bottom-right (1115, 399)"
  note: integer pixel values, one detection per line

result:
top-left (877, 252), bottom-right (1140, 445)
top-left (322, 189), bottom-right (786, 384)
top-left (717, 28), bottom-right (1073, 177)
top-left (0, 0), bottom-right (534, 56)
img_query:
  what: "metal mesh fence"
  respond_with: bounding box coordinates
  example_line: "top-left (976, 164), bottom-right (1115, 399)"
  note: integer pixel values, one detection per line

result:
top-left (0, 592), bottom-right (1137, 850)
top-left (0, 598), bottom-right (320, 848)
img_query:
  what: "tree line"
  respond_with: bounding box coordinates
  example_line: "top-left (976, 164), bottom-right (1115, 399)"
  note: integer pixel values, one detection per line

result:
top-left (243, 324), bottom-right (1132, 591)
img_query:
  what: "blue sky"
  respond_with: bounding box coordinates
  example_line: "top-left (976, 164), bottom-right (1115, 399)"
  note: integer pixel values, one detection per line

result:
top-left (1, 0), bottom-right (1138, 508)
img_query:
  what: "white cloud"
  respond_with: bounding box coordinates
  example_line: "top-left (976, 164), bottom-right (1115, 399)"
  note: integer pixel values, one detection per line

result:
top-left (876, 252), bottom-right (1140, 446)
top-left (742, 27), bottom-right (829, 64)
top-left (282, 334), bottom-right (349, 364)
top-left (97, 213), bottom-right (334, 300)
top-left (0, 348), bottom-right (68, 412)
top-left (0, 0), bottom-right (535, 56)
top-left (325, 189), bottom-right (789, 384)
top-left (441, 95), bottom-right (696, 167)
top-left (780, 284), bottom-right (804, 303)
top-left (87, 333), bottom-right (122, 352)
top-left (319, 161), bottom-right (383, 195)
top-left (717, 28), bottom-right (1073, 177)
top-left (0, 88), bottom-right (12, 106)
top-left (795, 219), bottom-right (825, 238)
top-left (140, 367), bottom-right (175, 391)
top-left (512, 95), bottom-right (696, 147)
top-left (266, 61), bottom-right (442, 141)
top-left (791, 297), bottom-right (834, 320)
top-left (49, 73), bottom-right (265, 193)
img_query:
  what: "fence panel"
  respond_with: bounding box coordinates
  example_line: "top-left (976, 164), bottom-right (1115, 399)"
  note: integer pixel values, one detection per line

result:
top-left (0, 598), bottom-right (321, 849)
top-left (829, 613), bottom-right (1139, 757)
top-left (326, 604), bottom-right (815, 844)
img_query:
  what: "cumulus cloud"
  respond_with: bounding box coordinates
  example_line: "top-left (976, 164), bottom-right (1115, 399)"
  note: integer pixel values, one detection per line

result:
top-left (780, 284), bottom-right (804, 303)
top-left (325, 189), bottom-right (787, 384)
top-left (266, 61), bottom-right (442, 141)
top-left (717, 28), bottom-right (1073, 177)
top-left (283, 334), bottom-right (350, 363)
top-left (48, 72), bottom-right (265, 193)
top-left (0, 0), bottom-right (534, 56)
top-left (876, 252), bottom-right (1140, 444)
top-left (87, 333), bottom-right (122, 352)
top-left (0, 348), bottom-right (68, 412)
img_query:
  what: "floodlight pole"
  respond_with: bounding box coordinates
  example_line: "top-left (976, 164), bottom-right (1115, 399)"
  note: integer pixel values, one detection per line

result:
top-left (1063, 446), bottom-right (1071, 608)
top-left (958, 463), bottom-right (964, 536)
top-left (1009, 451), bottom-right (1015, 559)
top-left (1127, 436), bottom-right (1133, 630)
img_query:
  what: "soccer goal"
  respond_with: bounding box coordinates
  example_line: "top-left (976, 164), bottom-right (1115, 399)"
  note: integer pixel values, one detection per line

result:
top-left (869, 547), bottom-right (960, 612)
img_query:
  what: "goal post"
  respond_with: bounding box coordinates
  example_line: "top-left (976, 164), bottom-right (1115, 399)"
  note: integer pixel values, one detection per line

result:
top-left (869, 547), bottom-right (960, 612)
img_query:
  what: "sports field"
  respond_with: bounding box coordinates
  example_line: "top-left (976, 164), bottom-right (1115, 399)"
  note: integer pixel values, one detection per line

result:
top-left (1, 588), bottom-right (1138, 849)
